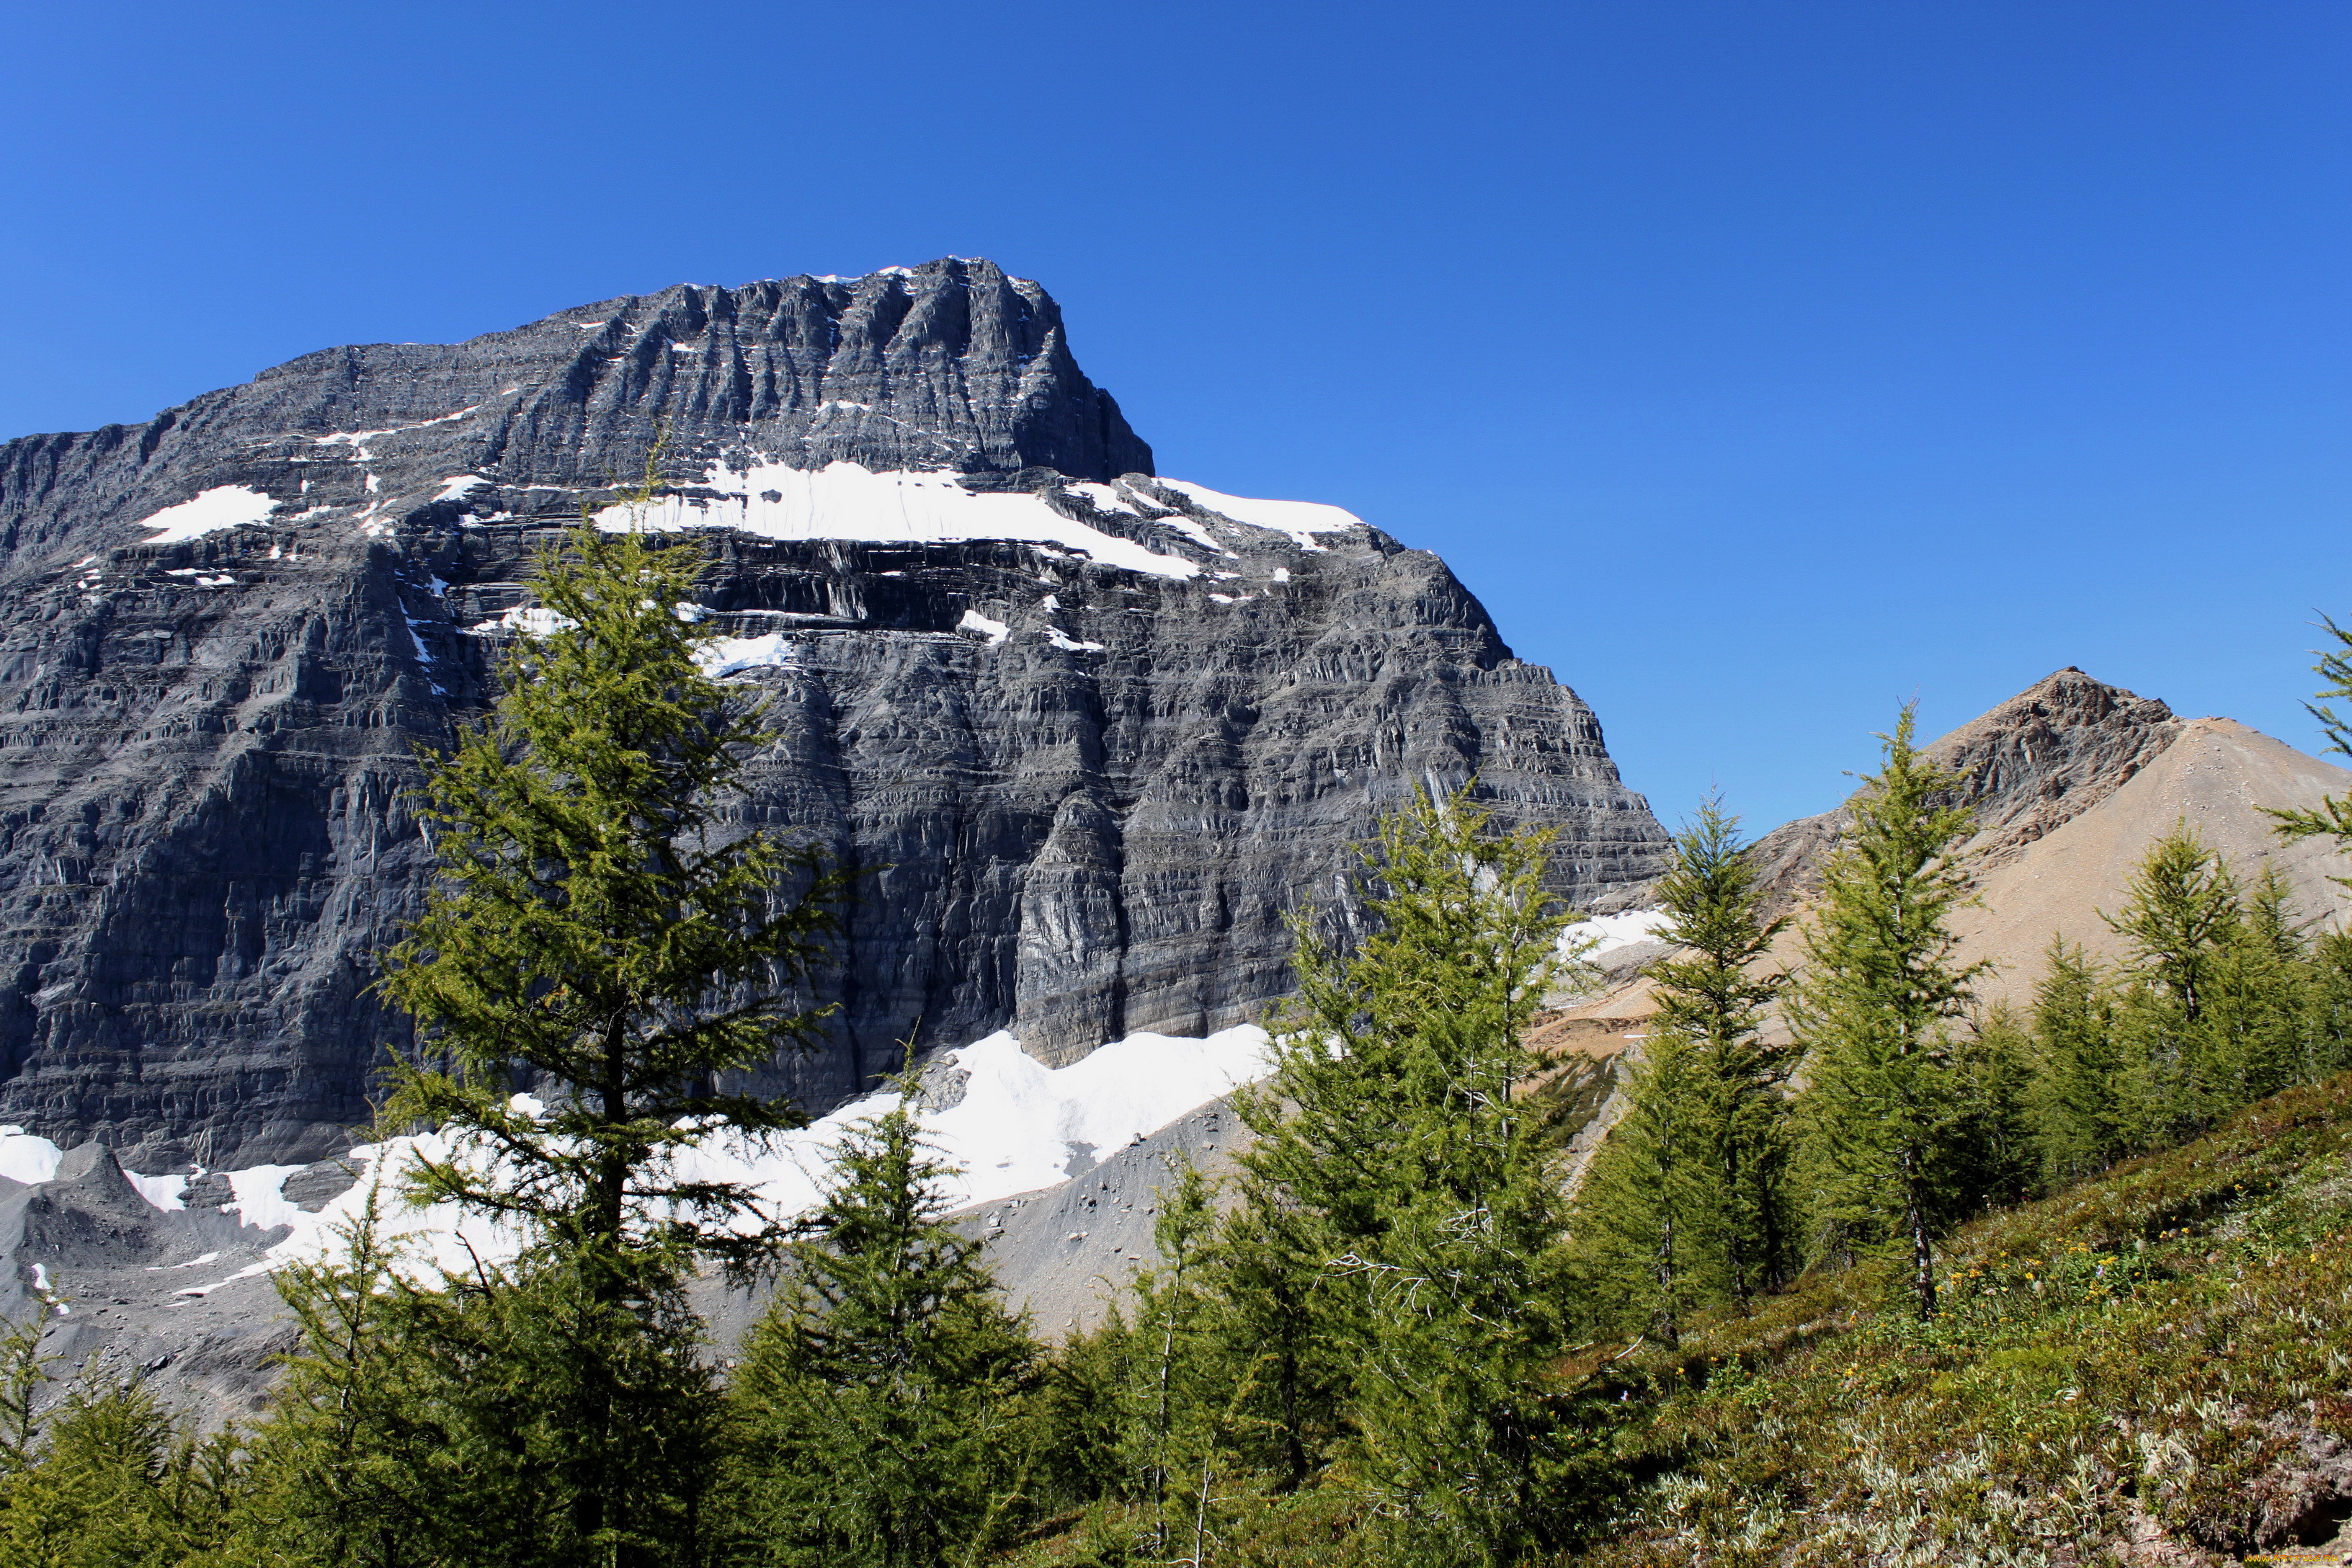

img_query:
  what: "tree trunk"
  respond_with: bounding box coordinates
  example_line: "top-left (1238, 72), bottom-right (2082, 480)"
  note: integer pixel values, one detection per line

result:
top-left (1901, 1143), bottom-right (1936, 1320)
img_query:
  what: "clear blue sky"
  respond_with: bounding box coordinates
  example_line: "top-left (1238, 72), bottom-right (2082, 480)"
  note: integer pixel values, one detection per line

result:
top-left (4, 1), bottom-right (2345, 832)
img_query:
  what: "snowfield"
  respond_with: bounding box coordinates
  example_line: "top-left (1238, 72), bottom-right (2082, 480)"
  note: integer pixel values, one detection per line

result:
top-left (122, 459), bottom-right (1375, 579)
top-left (4, 1025), bottom-right (1274, 1294)
top-left (135, 485), bottom-right (280, 543)
top-left (593, 460), bottom-right (1206, 579)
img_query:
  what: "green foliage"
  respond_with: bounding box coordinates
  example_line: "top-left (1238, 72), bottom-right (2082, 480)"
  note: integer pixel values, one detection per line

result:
top-left (222, 1188), bottom-right (726, 1568)
top-left (1944, 1002), bottom-right (2039, 1211)
top-left (1226, 787), bottom-right (1593, 1564)
top-left (2266, 610), bottom-right (2352, 876)
top-left (1570, 1073), bottom-right (2352, 1566)
top-left (724, 1098), bottom-right (1040, 1568)
top-left (0, 1376), bottom-right (237, 1568)
top-left (2103, 821), bottom-right (2242, 1028)
top-left (2021, 939), bottom-right (2128, 1186)
top-left (383, 486), bottom-right (851, 1278)
top-left (2012, 827), bottom-right (2351, 1169)
top-left (1571, 797), bottom-right (1794, 1345)
top-left (1789, 706), bottom-right (1985, 1318)
top-left (1572, 1026), bottom-right (1714, 1347)
top-left (0, 1311), bottom-right (50, 1480)
top-left (221, 1191), bottom-right (434, 1567)
top-left (361, 468), bottom-right (850, 1562)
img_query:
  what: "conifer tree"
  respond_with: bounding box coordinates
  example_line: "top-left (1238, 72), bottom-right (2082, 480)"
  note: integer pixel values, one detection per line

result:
top-left (726, 1099), bottom-right (1038, 1568)
top-left (384, 494), bottom-right (849, 1273)
top-left (1210, 1153), bottom-right (1345, 1490)
top-left (2204, 863), bottom-right (2310, 1105)
top-left (1570, 1027), bottom-right (1711, 1347)
top-left (0, 1311), bottom-right (48, 1482)
top-left (378, 466), bottom-right (852, 1559)
top-left (226, 1193), bottom-right (432, 1567)
top-left (1128, 1159), bottom-right (1225, 1557)
top-left (2101, 824), bottom-right (2250, 1136)
top-left (2267, 611), bottom-right (2352, 873)
top-left (0, 1378), bottom-right (237, 1567)
top-left (1654, 799), bottom-right (1794, 1304)
top-left (2022, 939), bottom-right (2129, 1185)
top-left (2105, 824), bottom-right (2240, 1029)
top-left (1946, 1003), bottom-right (2038, 1211)
top-left (1571, 798), bottom-right (1794, 1339)
top-left (1228, 788), bottom-right (1587, 1564)
top-left (1789, 708), bottom-right (1984, 1319)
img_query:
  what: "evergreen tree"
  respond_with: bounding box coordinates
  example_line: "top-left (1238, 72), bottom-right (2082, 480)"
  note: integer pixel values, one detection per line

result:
top-left (2101, 824), bottom-right (2249, 1136)
top-left (1228, 788), bottom-right (1587, 1564)
top-left (726, 1100), bottom-right (1038, 1568)
top-left (1789, 707), bottom-right (1984, 1319)
top-left (2202, 863), bottom-right (2312, 1106)
top-left (0, 1311), bottom-right (48, 1482)
top-left (1946, 1003), bottom-right (2038, 1213)
top-left (1208, 1152), bottom-right (1347, 1492)
top-left (1127, 1159), bottom-right (1226, 1558)
top-left (2022, 939), bottom-right (2129, 1186)
top-left (0, 1377), bottom-right (237, 1568)
top-left (378, 475), bottom-right (851, 1560)
top-left (229, 1192), bottom-right (728, 1568)
top-left (2104, 824), bottom-right (2240, 1028)
top-left (225, 1193), bottom-right (434, 1568)
top-left (384, 491), bottom-right (850, 1275)
top-left (2266, 611), bottom-right (2352, 875)
top-left (1569, 1025), bottom-right (1713, 1347)
top-left (1660, 801), bottom-right (1798, 1307)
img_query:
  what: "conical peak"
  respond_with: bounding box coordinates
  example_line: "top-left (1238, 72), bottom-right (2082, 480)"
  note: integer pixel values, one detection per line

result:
top-left (1748, 669), bottom-right (2186, 910)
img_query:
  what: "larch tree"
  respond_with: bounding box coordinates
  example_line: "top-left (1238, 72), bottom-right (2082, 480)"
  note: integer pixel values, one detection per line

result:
top-left (1227, 788), bottom-right (1592, 1565)
top-left (379, 468), bottom-right (851, 1560)
top-left (1789, 708), bottom-right (1984, 1320)
top-left (725, 1099), bottom-right (1038, 1568)
top-left (1572, 797), bottom-right (1791, 1341)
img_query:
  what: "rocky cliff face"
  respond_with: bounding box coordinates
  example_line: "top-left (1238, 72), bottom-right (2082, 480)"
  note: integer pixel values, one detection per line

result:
top-left (0, 258), bottom-right (1668, 1171)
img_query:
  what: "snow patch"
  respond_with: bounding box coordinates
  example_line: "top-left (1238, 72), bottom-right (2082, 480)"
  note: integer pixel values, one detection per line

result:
top-left (1066, 482), bottom-right (1135, 517)
top-left (220, 1165), bottom-right (309, 1233)
top-left (698, 633), bottom-right (796, 677)
top-left (30, 1263), bottom-right (65, 1314)
top-left (593, 460), bottom-right (1203, 580)
top-left (153, 1251), bottom-right (220, 1270)
top-left (434, 475), bottom-right (489, 502)
top-left (136, 485), bottom-right (279, 543)
top-left (1564, 909), bottom-right (1676, 961)
top-left (492, 606), bottom-right (578, 637)
top-left (957, 609), bottom-right (1010, 646)
top-left (127, 1171), bottom-right (188, 1212)
top-left (1045, 628), bottom-right (1105, 652)
top-left (238, 1023), bottom-right (1273, 1287)
top-left (1159, 481), bottom-right (1366, 552)
top-left (0, 1126), bottom-right (63, 1185)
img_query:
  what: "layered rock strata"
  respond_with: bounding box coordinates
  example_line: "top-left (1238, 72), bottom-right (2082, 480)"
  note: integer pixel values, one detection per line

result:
top-left (0, 258), bottom-right (1668, 1170)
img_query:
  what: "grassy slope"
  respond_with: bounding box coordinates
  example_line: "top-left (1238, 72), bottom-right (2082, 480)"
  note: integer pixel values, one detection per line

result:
top-left (1006, 1076), bottom-right (2352, 1567)
top-left (1582, 1074), bottom-right (2352, 1566)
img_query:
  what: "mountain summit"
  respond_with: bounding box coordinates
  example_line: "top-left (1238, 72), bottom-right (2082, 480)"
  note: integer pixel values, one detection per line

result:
top-left (0, 261), bottom-right (1667, 1168)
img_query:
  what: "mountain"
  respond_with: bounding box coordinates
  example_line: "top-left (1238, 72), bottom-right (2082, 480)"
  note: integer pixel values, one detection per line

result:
top-left (0, 257), bottom-right (1669, 1172)
top-left (1556, 667), bottom-right (2352, 1047)
top-left (1744, 667), bottom-right (2352, 1002)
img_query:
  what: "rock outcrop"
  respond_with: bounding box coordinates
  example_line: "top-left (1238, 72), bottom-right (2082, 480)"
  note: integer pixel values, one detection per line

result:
top-left (1746, 668), bottom-right (2186, 916)
top-left (0, 258), bottom-right (1669, 1170)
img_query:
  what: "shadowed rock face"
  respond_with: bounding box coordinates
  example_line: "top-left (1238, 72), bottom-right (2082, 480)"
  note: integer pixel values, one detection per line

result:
top-left (0, 259), bottom-right (1668, 1171)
